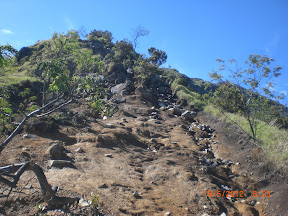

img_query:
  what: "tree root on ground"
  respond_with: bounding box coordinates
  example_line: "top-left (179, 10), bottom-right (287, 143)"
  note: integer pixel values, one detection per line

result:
top-left (0, 161), bottom-right (79, 206)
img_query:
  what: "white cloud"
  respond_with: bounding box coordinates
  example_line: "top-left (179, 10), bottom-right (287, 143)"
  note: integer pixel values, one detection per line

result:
top-left (0, 29), bottom-right (14, 34)
top-left (280, 90), bottom-right (287, 96)
top-left (268, 33), bottom-right (280, 48)
top-left (264, 48), bottom-right (271, 56)
top-left (64, 17), bottom-right (75, 30)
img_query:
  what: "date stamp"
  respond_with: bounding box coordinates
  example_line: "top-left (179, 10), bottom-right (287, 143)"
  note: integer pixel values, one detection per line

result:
top-left (204, 190), bottom-right (271, 198)
top-left (204, 190), bottom-right (244, 198)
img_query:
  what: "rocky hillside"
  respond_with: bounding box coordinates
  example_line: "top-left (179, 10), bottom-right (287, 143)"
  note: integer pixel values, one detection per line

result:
top-left (0, 30), bottom-right (287, 215)
top-left (0, 67), bottom-right (287, 215)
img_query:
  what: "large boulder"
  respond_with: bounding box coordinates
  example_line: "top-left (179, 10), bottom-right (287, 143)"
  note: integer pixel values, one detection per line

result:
top-left (111, 79), bottom-right (134, 96)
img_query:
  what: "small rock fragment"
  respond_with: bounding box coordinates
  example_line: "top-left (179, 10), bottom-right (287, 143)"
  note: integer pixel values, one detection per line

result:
top-left (133, 191), bottom-right (140, 198)
top-left (23, 134), bottom-right (38, 139)
top-left (22, 147), bottom-right (30, 151)
top-left (49, 160), bottom-right (74, 169)
top-left (105, 123), bottom-right (115, 128)
top-left (105, 153), bottom-right (113, 158)
top-left (181, 110), bottom-right (197, 121)
top-left (99, 183), bottom-right (108, 189)
top-left (25, 185), bottom-right (32, 189)
top-left (78, 198), bottom-right (92, 207)
top-left (75, 148), bottom-right (84, 153)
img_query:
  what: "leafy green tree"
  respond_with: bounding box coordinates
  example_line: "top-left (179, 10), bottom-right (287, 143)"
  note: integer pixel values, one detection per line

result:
top-left (0, 45), bottom-right (18, 133)
top-left (134, 54), bottom-right (158, 79)
top-left (87, 30), bottom-right (113, 49)
top-left (148, 47), bottom-right (167, 67)
top-left (112, 40), bottom-right (136, 67)
top-left (0, 31), bottom-right (107, 152)
top-left (0, 44), bottom-right (18, 68)
top-left (210, 54), bottom-right (285, 141)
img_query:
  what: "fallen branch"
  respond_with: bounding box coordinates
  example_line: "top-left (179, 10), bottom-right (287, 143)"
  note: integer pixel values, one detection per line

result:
top-left (0, 161), bottom-right (80, 206)
top-left (0, 95), bottom-right (66, 153)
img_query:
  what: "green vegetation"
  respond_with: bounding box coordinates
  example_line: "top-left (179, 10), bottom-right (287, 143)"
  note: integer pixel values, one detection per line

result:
top-left (171, 78), bottom-right (205, 110)
top-left (0, 29), bottom-right (170, 137)
top-left (210, 55), bottom-right (286, 141)
top-left (0, 29), bottom-right (287, 168)
top-left (205, 105), bottom-right (288, 167)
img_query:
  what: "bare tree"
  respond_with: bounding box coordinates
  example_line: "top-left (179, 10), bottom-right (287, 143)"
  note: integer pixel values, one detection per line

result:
top-left (130, 25), bottom-right (149, 50)
top-left (78, 25), bottom-right (88, 39)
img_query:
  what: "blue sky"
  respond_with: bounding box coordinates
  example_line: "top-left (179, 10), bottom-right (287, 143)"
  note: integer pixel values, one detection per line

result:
top-left (0, 0), bottom-right (287, 103)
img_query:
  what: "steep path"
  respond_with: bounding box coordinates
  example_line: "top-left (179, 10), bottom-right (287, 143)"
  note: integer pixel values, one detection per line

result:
top-left (0, 94), bottom-right (282, 215)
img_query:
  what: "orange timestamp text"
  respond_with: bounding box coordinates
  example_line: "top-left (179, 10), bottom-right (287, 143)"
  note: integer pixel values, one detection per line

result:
top-left (252, 190), bottom-right (271, 197)
top-left (204, 190), bottom-right (244, 198)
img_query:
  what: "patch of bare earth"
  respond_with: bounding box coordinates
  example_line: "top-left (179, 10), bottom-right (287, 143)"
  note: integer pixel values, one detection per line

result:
top-left (1, 96), bottom-right (285, 215)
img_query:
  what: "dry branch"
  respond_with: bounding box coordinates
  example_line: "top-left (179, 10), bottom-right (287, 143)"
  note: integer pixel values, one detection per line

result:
top-left (0, 161), bottom-right (79, 206)
top-left (0, 91), bottom-right (80, 207)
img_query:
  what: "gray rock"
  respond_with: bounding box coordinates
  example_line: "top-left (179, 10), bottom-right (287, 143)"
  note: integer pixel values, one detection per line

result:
top-left (22, 147), bottom-right (30, 151)
top-left (111, 96), bottom-right (126, 104)
top-left (46, 142), bottom-right (65, 159)
top-left (111, 79), bottom-right (134, 96)
top-left (75, 148), bottom-right (84, 153)
top-left (181, 110), bottom-right (197, 121)
top-left (168, 107), bottom-right (183, 116)
top-left (49, 160), bottom-right (75, 168)
top-left (105, 123), bottom-right (115, 128)
top-left (133, 191), bottom-right (140, 198)
top-left (78, 198), bottom-right (92, 207)
top-left (23, 134), bottom-right (38, 139)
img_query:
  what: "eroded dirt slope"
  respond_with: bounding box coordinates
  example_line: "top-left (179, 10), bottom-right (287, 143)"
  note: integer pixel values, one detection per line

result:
top-left (0, 95), bottom-right (286, 215)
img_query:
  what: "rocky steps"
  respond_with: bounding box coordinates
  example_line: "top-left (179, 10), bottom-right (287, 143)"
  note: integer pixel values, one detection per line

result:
top-left (0, 74), bottom-right (287, 215)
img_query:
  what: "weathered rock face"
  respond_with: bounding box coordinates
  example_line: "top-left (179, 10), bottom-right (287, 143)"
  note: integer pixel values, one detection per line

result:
top-left (111, 79), bottom-right (134, 96)
top-left (103, 63), bottom-right (126, 84)
top-left (145, 74), bottom-right (170, 90)
top-left (135, 86), bottom-right (158, 107)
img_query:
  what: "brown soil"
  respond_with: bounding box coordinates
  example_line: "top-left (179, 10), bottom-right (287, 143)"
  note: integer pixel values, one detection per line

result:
top-left (0, 95), bottom-right (287, 215)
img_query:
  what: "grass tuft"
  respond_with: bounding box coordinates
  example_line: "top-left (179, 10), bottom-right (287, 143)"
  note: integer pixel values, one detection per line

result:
top-left (204, 104), bottom-right (288, 168)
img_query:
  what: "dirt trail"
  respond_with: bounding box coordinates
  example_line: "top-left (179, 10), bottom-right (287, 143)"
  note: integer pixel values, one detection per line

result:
top-left (0, 95), bottom-right (286, 215)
